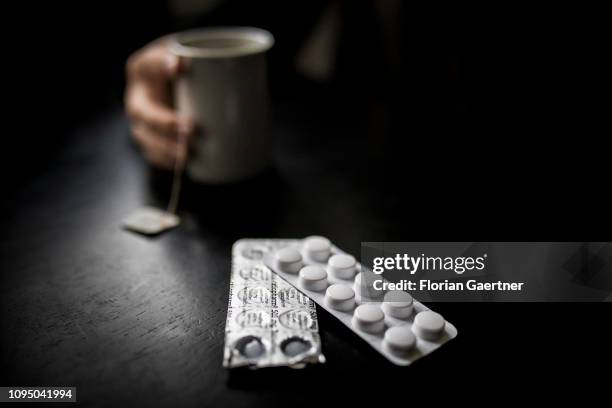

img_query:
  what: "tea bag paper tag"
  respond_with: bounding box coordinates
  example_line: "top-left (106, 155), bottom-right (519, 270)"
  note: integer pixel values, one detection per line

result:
top-left (122, 124), bottom-right (188, 236)
top-left (122, 206), bottom-right (180, 235)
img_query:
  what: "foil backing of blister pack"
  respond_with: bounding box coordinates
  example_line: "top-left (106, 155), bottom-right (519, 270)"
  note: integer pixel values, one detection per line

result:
top-left (223, 240), bottom-right (325, 368)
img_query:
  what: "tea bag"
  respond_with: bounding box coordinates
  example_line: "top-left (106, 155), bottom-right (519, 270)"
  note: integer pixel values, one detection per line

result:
top-left (122, 129), bottom-right (188, 236)
top-left (122, 206), bottom-right (180, 235)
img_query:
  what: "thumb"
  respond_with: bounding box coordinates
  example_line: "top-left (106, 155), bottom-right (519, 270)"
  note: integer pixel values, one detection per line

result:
top-left (165, 53), bottom-right (180, 77)
top-left (129, 44), bottom-right (180, 81)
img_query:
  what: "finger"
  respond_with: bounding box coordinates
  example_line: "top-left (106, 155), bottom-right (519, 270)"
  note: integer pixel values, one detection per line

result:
top-left (166, 53), bottom-right (181, 77)
top-left (131, 123), bottom-right (177, 170)
top-left (127, 83), bottom-right (199, 141)
top-left (143, 149), bottom-right (174, 170)
top-left (128, 45), bottom-right (179, 81)
top-left (126, 84), bottom-right (181, 138)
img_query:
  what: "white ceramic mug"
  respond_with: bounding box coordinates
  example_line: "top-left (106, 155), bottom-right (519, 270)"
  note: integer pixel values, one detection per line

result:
top-left (170, 27), bottom-right (274, 184)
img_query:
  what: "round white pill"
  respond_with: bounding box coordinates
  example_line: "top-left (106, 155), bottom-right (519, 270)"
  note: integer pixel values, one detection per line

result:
top-left (298, 265), bottom-right (328, 292)
top-left (352, 304), bottom-right (385, 334)
top-left (275, 247), bottom-right (303, 274)
top-left (304, 236), bottom-right (331, 262)
top-left (354, 272), bottom-right (384, 300)
top-left (412, 311), bottom-right (445, 341)
top-left (383, 326), bottom-right (416, 356)
top-left (328, 254), bottom-right (356, 279)
top-left (382, 290), bottom-right (414, 319)
top-left (324, 284), bottom-right (356, 312)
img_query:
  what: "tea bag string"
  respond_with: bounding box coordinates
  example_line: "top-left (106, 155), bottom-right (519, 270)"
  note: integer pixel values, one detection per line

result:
top-left (166, 128), bottom-right (188, 215)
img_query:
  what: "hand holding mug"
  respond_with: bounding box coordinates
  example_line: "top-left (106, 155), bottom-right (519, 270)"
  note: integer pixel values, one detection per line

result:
top-left (125, 39), bottom-right (197, 170)
top-left (126, 28), bottom-right (274, 184)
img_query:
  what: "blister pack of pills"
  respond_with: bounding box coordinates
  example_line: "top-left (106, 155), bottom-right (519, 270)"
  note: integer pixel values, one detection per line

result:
top-left (261, 237), bottom-right (458, 366)
top-left (223, 240), bottom-right (326, 368)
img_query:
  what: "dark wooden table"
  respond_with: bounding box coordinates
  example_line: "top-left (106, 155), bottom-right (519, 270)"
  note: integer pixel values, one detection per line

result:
top-left (1, 107), bottom-right (609, 407)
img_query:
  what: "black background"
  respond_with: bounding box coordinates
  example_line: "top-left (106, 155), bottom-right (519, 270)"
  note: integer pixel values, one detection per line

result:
top-left (4, 1), bottom-right (610, 239)
top-left (1, 1), bottom-right (610, 406)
